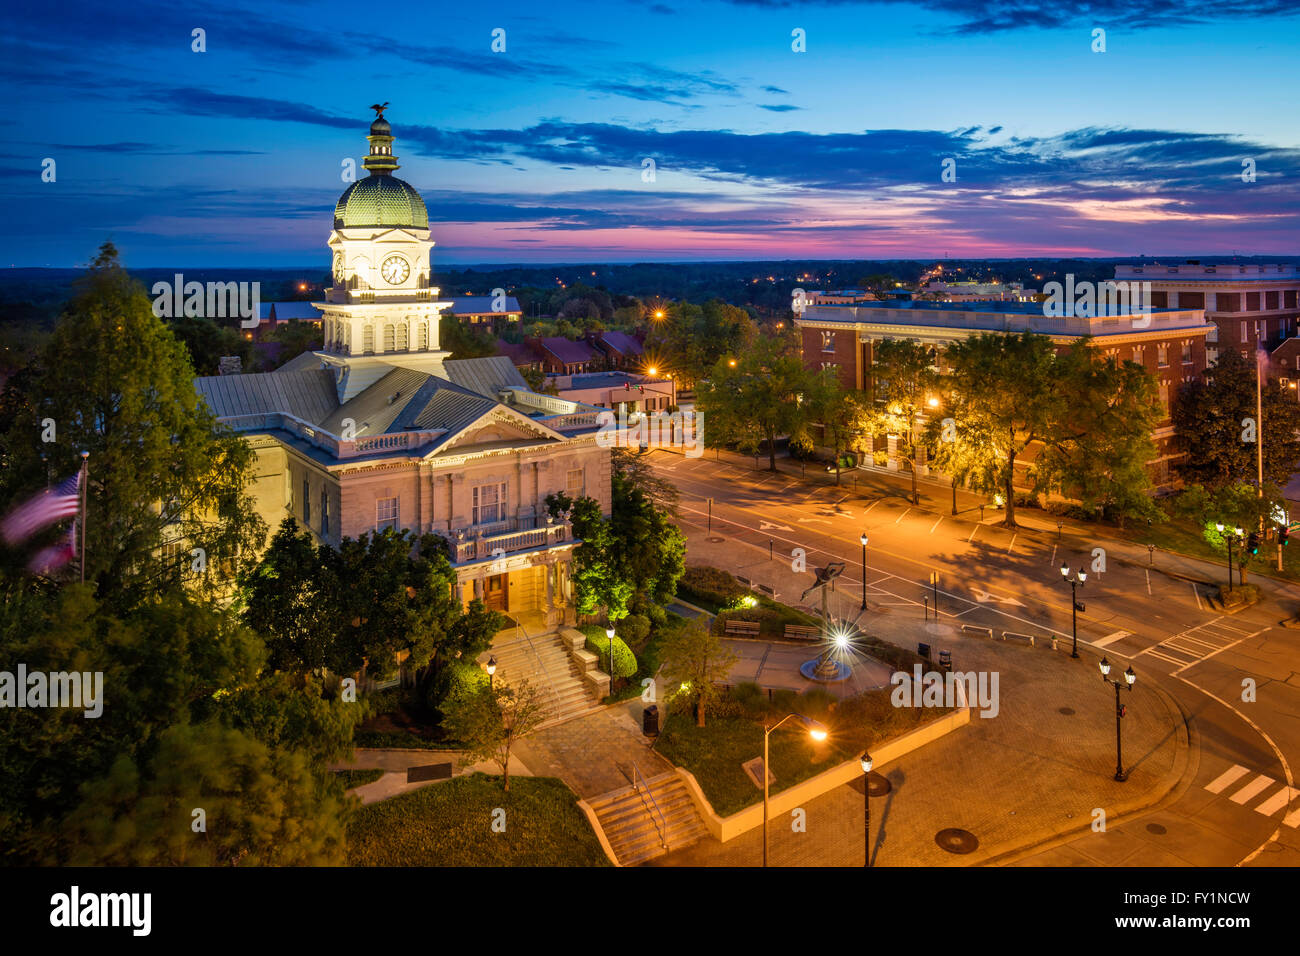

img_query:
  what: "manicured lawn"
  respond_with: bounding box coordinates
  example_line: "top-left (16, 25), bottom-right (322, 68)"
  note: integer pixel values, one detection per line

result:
top-left (334, 768), bottom-right (386, 790)
top-left (348, 773), bottom-right (612, 867)
top-left (655, 688), bottom-right (946, 817)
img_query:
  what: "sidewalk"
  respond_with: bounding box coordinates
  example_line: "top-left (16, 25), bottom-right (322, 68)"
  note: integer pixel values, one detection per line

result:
top-left (331, 748), bottom-right (533, 806)
top-left (651, 524), bottom-right (1191, 866)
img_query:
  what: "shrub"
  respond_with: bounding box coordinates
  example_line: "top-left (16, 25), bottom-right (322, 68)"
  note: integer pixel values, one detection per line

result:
top-left (873, 450), bottom-right (889, 467)
top-left (712, 601), bottom-right (819, 639)
top-left (428, 660), bottom-right (488, 713)
top-left (677, 565), bottom-right (747, 609)
top-left (619, 613), bottom-right (651, 645)
top-left (645, 603), bottom-right (668, 629)
top-left (585, 632), bottom-right (638, 679)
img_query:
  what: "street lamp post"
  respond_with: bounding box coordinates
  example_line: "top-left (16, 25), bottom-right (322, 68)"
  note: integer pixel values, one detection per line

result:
top-left (859, 534), bottom-right (869, 610)
top-left (763, 713), bottom-right (828, 867)
top-left (1215, 523), bottom-right (1244, 591)
top-left (486, 656), bottom-right (496, 691)
top-left (605, 625), bottom-right (616, 688)
top-left (860, 751), bottom-right (874, 867)
top-left (1060, 565), bottom-right (1087, 659)
top-left (1099, 657), bottom-right (1136, 782)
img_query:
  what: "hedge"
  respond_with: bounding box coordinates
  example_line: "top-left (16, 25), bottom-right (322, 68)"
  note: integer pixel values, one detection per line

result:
top-left (676, 565), bottom-right (747, 610)
top-left (583, 629), bottom-right (638, 678)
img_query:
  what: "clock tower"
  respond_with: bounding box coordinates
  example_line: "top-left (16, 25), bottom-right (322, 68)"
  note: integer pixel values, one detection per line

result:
top-left (314, 107), bottom-right (453, 402)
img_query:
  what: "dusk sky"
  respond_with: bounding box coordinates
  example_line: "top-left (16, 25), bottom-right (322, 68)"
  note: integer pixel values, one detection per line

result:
top-left (5, 0), bottom-right (1299, 267)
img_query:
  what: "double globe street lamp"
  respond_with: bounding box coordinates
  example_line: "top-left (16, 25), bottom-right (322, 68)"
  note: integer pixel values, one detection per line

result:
top-left (1099, 657), bottom-right (1136, 782)
top-left (1214, 523), bottom-right (1245, 591)
top-left (1060, 565), bottom-right (1087, 659)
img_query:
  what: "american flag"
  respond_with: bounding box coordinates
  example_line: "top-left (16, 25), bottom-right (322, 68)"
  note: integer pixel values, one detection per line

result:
top-left (27, 524), bottom-right (77, 575)
top-left (2, 471), bottom-right (82, 545)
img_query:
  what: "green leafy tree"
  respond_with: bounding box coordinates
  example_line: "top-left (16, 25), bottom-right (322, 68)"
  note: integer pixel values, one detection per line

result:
top-left (169, 315), bottom-right (253, 375)
top-left (0, 242), bottom-right (266, 607)
top-left (942, 331), bottom-right (1060, 528)
top-left (659, 616), bottom-right (738, 728)
top-left (696, 334), bottom-right (816, 471)
top-left (801, 373), bottom-right (869, 486)
top-left (863, 339), bottom-right (941, 504)
top-left (259, 318), bottom-right (323, 370)
top-left (1174, 481), bottom-right (1285, 585)
top-left (546, 493), bottom-right (633, 621)
top-left (1172, 347), bottom-right (1300, 489)
top-left (441, 679), bottom-right (549, 791)
top-left (1036, 342), bottom-right (1163, 526)
top-left (58, 721), bottom-right (349, 866)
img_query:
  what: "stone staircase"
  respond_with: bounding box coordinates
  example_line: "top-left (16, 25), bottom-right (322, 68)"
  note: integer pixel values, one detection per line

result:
top-left (588, 771), bottom-right (710, 866)
top-left (484, 626), bottom-right (606, 727)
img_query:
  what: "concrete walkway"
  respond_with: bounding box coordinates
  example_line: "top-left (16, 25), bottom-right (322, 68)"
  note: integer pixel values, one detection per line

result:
top-left (332, 748), bottom-right (534, 806)
top-left (512, 699), bottom-right (675, 799)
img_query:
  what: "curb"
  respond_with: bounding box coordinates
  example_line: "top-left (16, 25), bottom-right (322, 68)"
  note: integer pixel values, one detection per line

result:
top-left (978, 661), bottom-right (1195, 867)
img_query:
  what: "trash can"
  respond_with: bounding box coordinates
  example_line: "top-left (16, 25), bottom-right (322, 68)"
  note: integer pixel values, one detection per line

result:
top-left (938, 649), bottom-right (952, 671)
top-left (642, 704), bottom-right (660, 736)
top-left (917, 642), bottom-right (932, 661)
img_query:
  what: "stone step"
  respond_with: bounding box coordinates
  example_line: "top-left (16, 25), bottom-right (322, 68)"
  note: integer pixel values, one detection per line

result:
top-left (593, 788), bottom-right (697, 829)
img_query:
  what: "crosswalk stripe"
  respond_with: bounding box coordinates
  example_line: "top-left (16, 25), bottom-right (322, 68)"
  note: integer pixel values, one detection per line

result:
top-left (1254, 786), bottom-right (1300, 817)
top-left (1205, 765), bottom-right (1250, 794)
top-left (1230, 774), bottom-right (1275, 804)
top-left (1284, 807), bottom-right (1300, 829)
top-left (1146, 648), bottom-right (1189, 665)
top-left (1094, 631), bottom-right (1131, 648)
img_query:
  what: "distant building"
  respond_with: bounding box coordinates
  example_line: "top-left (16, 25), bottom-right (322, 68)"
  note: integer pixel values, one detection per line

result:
top-left (586, 329), bottom-right (644, 369)
top-left (1113, 262), bottom-right (1300, 364)
top-left (795, 298), bottom-right (1214, 489)
top-left (529, 336), bottom-right (599, 375)
top-left (919, 280), bottom-right (1036, 303)
top-left (445, 294), bottom-right (523, 331)
top-left (251, 301), bottom-right (324, 340)
top-left (495, 339), bottom-right (541, 374)
top-left (548, 371), bottom-right (676, 414)
top-left (806, 289), bottom-right (878, 305)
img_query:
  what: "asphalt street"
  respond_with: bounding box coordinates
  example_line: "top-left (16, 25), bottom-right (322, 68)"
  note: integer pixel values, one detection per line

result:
top-left (649, 448), bottom-right (1300, 865)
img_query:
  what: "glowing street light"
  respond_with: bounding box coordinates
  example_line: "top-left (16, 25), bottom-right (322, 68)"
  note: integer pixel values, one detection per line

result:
top-left (860, 751), bottom-right (874, 867)
top-left (1060, 566), bottom-right (1087, 659)
top-left (486, 656), bottom-right (497, 690)
top-left (762, 713), bottom-right (828, 866)
top-left (859, 533), bottom-right (869, 610)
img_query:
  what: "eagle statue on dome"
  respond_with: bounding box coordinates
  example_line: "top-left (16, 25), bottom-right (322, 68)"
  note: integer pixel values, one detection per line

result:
top-left (369, 102), bottom-right (390, 118)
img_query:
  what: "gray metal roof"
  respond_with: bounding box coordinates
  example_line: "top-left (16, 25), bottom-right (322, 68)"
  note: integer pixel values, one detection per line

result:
top-left (317, 368), bottom-right (497, 437)
top-left (441, 355), bottom-right (528, 398)
top-left (195, 369), bottom-right (339, 422)
top-left (274, 350), bottom-right (326, 374)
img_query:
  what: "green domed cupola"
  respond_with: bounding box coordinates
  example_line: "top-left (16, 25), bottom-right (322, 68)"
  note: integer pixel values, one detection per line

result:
top-left (333, 104), bottom-right (429, 230)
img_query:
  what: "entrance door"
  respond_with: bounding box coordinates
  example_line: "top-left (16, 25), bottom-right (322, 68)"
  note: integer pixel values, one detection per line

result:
top-left (484, 573), bottom-right (508, 612)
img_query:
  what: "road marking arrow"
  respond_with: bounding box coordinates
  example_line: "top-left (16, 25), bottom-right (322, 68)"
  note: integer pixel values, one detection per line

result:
top-left (969, 588), bottom-right (1026, 607)
top-left (759, 520), bottom-right (793, 532)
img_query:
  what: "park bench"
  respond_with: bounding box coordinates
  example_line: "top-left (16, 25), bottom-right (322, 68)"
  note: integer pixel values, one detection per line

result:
top-left (784, 624), bottom-right (820, 641)
top-left (1001, 631), bottom-right (1036, 647)
top-left (724, 619), bottom-right (761, 637)
top-left (960, 625), bottom-right (994, 639)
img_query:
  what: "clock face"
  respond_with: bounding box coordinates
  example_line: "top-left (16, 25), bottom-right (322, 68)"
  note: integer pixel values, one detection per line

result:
top-left (333, 253), bottom-right (343, 281)
top-left (380, 255), bottom-right (410, 285)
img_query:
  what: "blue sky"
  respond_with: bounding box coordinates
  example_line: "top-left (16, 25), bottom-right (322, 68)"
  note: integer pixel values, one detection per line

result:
top-left (3, 0), bottom-right (1298, 266)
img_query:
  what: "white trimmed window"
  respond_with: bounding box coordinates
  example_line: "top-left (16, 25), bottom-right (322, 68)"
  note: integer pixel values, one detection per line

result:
top-left (1156, 344), bottom-right (1168, 367)
top-left (821, 331), bottom-right (836, 352)
top-left (1181, 342), bottom-right (1193, 363)
top-left (376, 496), bottom-right (399, 531)
top-left (472, 483), bottom-right (508, 525)
top-left (566, 468), bottom-right (585, 496)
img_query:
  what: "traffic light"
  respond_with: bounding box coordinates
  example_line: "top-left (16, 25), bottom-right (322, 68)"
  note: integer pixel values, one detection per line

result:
top-left (1280, 525), bottom-right (1291, 547)
top-left (1247, 531), bottom-right (1260, 555)
top-left (1120, 705), bottom-right (1127, 718)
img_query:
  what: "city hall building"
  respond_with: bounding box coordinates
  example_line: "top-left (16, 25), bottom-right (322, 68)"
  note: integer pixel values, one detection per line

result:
top-left (194, 112), bottom-right (608, 626)
top-left (795, 298), bottom-right (1214, 489)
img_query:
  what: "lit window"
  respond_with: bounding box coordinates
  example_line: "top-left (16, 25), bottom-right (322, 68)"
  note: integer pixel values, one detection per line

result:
top-left (567, 469), bottom-right (585, 496)
top-left (821, 331), bottom-right (836, 353)
top-left (1156, 344), bottom-right (1168, 367)
top-left (376, 496), bottom-right (399, 531)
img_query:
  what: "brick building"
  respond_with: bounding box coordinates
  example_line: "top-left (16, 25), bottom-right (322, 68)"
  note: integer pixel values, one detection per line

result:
top-left (795, 298), bottom-right (1214, 489)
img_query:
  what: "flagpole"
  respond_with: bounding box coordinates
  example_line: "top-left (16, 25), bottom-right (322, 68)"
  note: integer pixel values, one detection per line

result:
top-left (79, 450), bottom-right (89, 584)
